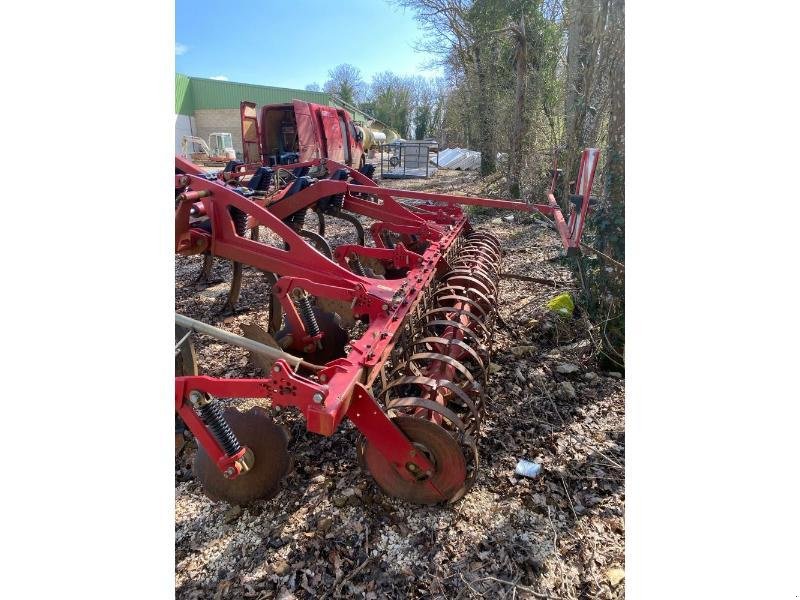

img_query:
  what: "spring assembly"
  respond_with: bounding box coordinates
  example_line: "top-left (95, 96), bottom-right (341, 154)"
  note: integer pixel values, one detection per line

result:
top-left (295, 292), bottom-right (320, 337)
top-left (349, 254), bottom-right (367, 276)
top-left (228, 206), bottom-right (248, 236)
top-left (381, 230), bottom-right (395, 249)
top-left (285, 208), bottom-right (308, 231)
top-left (197, 400), bottom-right (242, 456)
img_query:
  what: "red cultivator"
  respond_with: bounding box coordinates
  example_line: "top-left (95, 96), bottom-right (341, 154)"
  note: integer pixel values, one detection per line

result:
top-left (175, 149), bottom-right (600, 505)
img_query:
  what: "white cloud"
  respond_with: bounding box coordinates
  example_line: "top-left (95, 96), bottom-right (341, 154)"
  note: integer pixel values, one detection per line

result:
top-left (210, 75), bottom-right (228, 81)
top-left (175, 43), bottom-right (188, 56)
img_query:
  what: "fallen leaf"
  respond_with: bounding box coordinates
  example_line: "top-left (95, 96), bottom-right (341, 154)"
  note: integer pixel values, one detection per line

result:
top-left (607, 567), bottom-right (625, 587)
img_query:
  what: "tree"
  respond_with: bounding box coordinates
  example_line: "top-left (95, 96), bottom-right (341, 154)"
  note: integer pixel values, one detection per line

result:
top-left (603, 0), bottom-right (624, 258)
top-left (304, 82), bottom-right (321, 92)
top-left (507, 15), bottom-right (528, 198)
top-left (399, 0), bottom-right (503, 176)
top-left (362, 72), bottom-right (414, 137)
top-left (323, 64), bottom-right (366, 105)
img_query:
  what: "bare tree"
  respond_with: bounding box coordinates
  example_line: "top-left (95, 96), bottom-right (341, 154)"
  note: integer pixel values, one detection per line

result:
top-left (399, 0), bottom-right (499, 175)
top-left (304, 82), bottom-right (321, 92)
top-left (324, 64), bottom-right (366, 105)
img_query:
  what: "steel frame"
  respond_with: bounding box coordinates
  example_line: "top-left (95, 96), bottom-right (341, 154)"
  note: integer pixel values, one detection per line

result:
top-left (175, 149), bottom-right (600, 501)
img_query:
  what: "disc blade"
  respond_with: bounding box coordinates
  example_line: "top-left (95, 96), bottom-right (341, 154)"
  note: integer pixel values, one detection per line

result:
top-left (361, 416), bottom-right (466, 505)
top-left (193, 406), bottom-right (291, 505)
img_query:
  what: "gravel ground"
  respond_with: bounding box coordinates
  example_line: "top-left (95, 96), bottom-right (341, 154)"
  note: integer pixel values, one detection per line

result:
top-left (175, 169), bottom-right (625, 599)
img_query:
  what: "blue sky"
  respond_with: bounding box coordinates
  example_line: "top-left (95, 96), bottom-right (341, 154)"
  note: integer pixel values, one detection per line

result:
top-left (175, 0), bottom-right (442, 89)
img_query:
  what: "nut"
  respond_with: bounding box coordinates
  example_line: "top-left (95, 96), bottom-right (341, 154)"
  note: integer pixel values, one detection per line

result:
top-left (312, 393), bottom-right (324, 404)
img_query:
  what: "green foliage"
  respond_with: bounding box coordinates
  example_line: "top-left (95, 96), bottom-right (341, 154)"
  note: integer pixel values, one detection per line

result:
top-left (576, 199), bottom-right (625, 369)
top-left (394, 0), bottom-right (625, 365)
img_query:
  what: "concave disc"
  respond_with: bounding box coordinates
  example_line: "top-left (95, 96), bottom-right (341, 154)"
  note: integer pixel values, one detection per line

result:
top-left (193, 406), bottom-right (291, 505)
top-left (277, 306), bottom-right (348, 365)
top-left (361, 416), bottom-right (466, 505)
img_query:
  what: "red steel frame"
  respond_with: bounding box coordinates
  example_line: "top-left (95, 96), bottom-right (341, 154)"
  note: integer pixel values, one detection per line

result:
top-left (175, 149), bottom-right (599, 500)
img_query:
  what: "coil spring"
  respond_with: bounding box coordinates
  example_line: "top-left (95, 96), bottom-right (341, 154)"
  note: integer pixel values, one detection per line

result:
top-left (381, 230), bottom-right (395, 249)
top-left (229, 206), bottom-right (248, 236)
top-left (349, 255), bottom-right (367, 276)
top-left (295, 293), bottom-right (320, 337)
top-left (197, 401), bottom-right (242, 456)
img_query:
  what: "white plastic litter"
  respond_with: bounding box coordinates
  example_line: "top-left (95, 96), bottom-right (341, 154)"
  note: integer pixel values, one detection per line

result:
top-left (515, 459), bottom-right (542, 479)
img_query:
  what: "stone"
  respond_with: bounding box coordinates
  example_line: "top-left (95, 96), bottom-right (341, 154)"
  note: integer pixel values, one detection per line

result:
top-left (223, 505), bottom-right (242, 524)
top-left (556, 363), bottom-right (580, 374)
top-left (608, 371), bottom-right (623, 379)
top-left (584, 372), bottom-right (598, 380)
top-left (560, 381), bottom-right (577, 400)
top-left (510, 345), bottom-right (537, 357)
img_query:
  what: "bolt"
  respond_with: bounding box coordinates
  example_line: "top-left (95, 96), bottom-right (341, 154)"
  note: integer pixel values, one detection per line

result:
top-left (224, 467), bottom-right (236, 479)
top-left (312, 393), bottom-right (324, 404)
top-left (382, 303), bottom-right (389, 311)
top-left (319, 374), bottom-right (327, 383)
top-left (273, 365), bottom-right (281, 373)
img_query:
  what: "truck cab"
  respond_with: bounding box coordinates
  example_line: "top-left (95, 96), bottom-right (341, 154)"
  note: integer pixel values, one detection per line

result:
top-left (240, 100), bottom-right (365, 168)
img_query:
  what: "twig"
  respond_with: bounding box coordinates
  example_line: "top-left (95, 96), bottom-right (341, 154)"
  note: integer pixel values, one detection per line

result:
top-left (559, 473), bottom-right (579, 520)
top-left (533, 373), bottom-right (566, 426)
top-left (500, 272), bottom-right (571, 287)
top-left (334, 557), bottom-right (372, 597)
top-left (546, 505), bottom-right (559, 553)
top-left (463, 574), bottom-right (562, 599)
top-left (578, 242), bottom-right (625, 270)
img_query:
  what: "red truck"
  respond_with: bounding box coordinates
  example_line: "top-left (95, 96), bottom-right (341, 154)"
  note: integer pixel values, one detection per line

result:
top-left (240, 100), bottom-right (367, 170)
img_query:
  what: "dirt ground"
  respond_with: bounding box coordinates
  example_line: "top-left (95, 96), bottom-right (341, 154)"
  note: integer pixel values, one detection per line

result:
top-left (175, 169), bottom-right (625, 599)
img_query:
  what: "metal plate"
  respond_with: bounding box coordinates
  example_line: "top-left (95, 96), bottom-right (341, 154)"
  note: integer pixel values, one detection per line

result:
top-left (193, 406), bottom-right (291, 505)
top-left (361, 416), bottom-right (466, 505)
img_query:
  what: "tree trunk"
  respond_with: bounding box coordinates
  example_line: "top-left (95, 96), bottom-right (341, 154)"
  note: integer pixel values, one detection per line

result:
top-left (604, 0), bottom-right (624, 258)
top-left (509, 17), bottom-right (528, 199)
top-left (564, 0), bottom-right (584, 131)
top-left (561, 0), bottom-right (599, 210)
top-left (474, 45), bottom-right (496, 176)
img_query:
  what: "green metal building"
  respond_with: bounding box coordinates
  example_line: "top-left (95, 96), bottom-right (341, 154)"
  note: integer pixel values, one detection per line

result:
top-left (175, 73), bottom-right (375, 156)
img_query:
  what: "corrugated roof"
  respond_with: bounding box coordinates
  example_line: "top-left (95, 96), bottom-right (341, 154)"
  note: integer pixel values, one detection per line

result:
top-left (175, 73), bottom-right (194, 115)
top-left (176, 74), bottom-right (384, 126)
top-left (184, 75), bottom-right (329, 111)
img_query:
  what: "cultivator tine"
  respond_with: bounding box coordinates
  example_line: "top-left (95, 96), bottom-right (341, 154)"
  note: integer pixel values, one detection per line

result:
top-left (297, 229), bottom-right (333, 259)
top-left (194, 255), bottom-right (216, 285)
top-left (316, 211), bottom-right (325, 237)
top-left (326, 210), bottom-right (366, 246)
top-left (220, 261), bottom-right (243, 314)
